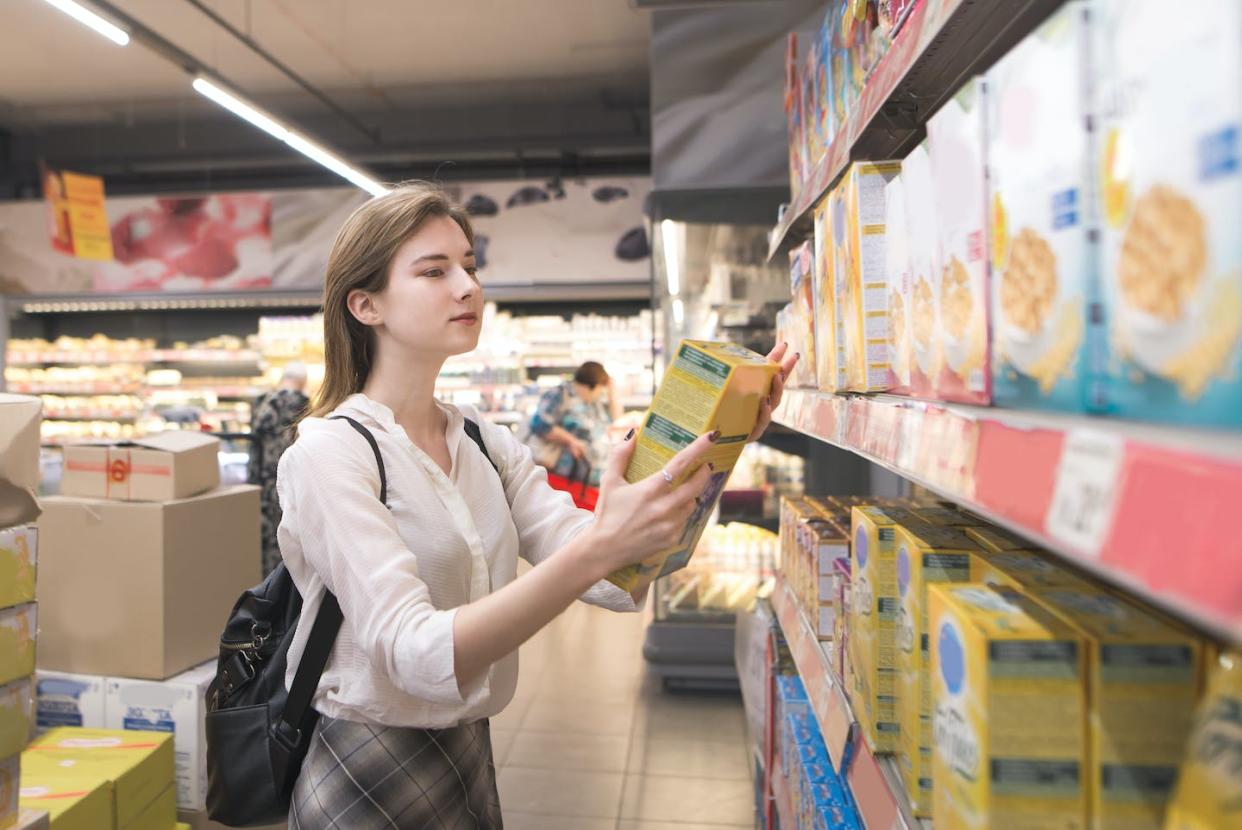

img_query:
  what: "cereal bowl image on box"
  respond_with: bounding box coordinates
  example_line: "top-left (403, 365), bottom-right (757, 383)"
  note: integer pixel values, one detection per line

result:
top-left (1096, 0), bottom-right (1242, 426)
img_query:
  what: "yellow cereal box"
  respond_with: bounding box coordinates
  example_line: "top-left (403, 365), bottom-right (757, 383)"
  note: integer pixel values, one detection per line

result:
top-left (608, 340), bottom-right (776, 593)
top-left (0, 677), bottom-right (34, 760)
top-left (1164, 651), bottom-right (1242, 830)
top-left (839, 161), bottom-right (902, 392)
top-left (1030, 585), bottom-right (1201, 830)
top-left (964, 525), bottom-right (1031, 553)
top-left (895, 524), bottom-right (996, 817)
top-left (930, 584), bottom-right (1088, 830)
top-left (928, 78), bottom-right (992, 404)
top-left (850, 505), bottom-right (922, 752)
top-left (789, 242), bottom-right (818, 389)
top-left (1096, 0), bottom-right (1242, 427)
top-left (0, 527), bottom-right (36, 611)
top-left (827, 182), bottom-right (850, 391)
top-left (813, 198), bottom-right (839, 392)
top-left (984, 549), bottom-right (1093, 591)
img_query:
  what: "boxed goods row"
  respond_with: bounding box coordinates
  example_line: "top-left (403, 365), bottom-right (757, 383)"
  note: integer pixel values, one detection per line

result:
top-left (778, 494), bottom-right (1220, 827)
top-left (781, 0), bottom-right (1242, 427)
top-left (774, 675), bottom-right (862, 829)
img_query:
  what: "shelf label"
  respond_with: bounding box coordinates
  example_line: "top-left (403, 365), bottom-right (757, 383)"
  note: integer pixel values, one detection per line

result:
top-left (1045, 429), bottom-right (1125, 557)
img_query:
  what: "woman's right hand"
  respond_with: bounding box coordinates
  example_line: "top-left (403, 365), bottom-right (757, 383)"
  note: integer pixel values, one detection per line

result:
top-left (583, 429), bottom-right (718, 579)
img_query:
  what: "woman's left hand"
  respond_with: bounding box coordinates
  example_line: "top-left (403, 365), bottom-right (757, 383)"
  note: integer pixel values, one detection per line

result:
top-left (749, 342), bottom-right (799, 442)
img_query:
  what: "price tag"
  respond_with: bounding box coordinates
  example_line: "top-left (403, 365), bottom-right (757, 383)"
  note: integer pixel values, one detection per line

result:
top-left (1045, 429), bottom-right (1125, 557)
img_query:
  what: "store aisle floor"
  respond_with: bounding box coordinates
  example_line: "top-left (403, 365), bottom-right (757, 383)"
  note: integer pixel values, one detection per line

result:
top-left (494, 599), bottom-right (755, 829)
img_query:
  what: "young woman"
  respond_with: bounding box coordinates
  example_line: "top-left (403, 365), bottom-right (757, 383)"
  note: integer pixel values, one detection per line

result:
top-left (277, 183), bottom-right (797, 828)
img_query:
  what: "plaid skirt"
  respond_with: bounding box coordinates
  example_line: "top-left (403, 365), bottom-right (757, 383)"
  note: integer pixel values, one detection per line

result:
top-left (289, 714), bottom-right (503, 829)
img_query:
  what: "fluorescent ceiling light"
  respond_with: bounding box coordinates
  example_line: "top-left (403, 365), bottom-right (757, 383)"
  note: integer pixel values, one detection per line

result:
top-left (42, 0), bottom-right (129, 45)
top-left (672, 298), bottom-right (685, 326)
top-left (661, 219), bottom-right (682, 297)
top-left (192, 77), bottom-right (388, 197)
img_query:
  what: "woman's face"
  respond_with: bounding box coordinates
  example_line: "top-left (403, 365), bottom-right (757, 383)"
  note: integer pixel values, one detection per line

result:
top-left (356, 215), bottom-right (483, 358)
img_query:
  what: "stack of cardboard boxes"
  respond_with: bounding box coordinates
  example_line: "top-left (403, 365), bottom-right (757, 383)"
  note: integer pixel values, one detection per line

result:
top-left (29, 432), bottom-right (270, 830)
top-left (0, 395), bottom-right (50, 830)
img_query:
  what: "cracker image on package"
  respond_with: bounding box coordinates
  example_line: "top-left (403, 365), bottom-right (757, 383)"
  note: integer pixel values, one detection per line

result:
top-left (607, 341), bottom-right (777, 594)
top-left (928, 78), bottom-right (992, 404)
top-left (988, 1), bottom-right (1099, 413)
top-left (1096, 0), bottom-right (1242, 426)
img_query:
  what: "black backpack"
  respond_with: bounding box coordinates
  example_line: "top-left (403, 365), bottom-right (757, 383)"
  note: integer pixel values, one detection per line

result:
top-left (204, 414), bottom-right (497, 826)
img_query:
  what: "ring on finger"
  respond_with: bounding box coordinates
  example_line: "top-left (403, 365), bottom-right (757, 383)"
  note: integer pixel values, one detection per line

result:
top-left (661, 468), bottom-right (675, 486)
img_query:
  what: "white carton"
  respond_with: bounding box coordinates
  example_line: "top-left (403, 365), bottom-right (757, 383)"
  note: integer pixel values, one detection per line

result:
top-left (34, 671), bottom-right (107, 729)
top-left (105, 661), bottom-right (215, 810)
top-left (885, 173), bottom-right (912, 394)
top-left (903, 142), bottom-right (940, 398)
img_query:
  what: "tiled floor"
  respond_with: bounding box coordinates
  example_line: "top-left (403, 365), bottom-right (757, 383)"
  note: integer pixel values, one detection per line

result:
top-left (494, 599), bottom-right (756, 829)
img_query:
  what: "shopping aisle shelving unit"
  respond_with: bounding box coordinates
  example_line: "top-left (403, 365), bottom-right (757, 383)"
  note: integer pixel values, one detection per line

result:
top-left (768, 0), bottom-right (1062, 261)
top-left (774, 390), bottom-right (1242, 642)
top-left (771, 576), bottom-right (926, 830)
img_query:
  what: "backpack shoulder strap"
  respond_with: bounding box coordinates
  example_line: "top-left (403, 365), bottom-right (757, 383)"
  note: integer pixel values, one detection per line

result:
top-left (278, 415), bottom-right (387, 744)
top-left (463, 417), bottom-right (499, 475)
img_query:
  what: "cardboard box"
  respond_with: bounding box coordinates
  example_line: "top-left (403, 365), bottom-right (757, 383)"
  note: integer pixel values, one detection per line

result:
top-left (105, 662), bottom-right (214, 810)
top-left (0, 527), bottom-right (37, 612)
top-left (963, 525), bottom-right (1029, 553)
top-left (1030, 585), bottom-right (1201, 830)
top-left (985, 550), bottom-right (1093, 591)
top-left (840, 162), bottom-right (902, 392)
top-left (18, 776), bottom-right (111, 830)
top-left (849, 506), bottom-right (922, 752)
top-left (827, 183), bottom-right (851, 392)
top-left (0, 679), bottom-right (34, 761)
top-left (885, 172), bottom-right (912, 395)
top-left (0, 755), bottom-right (16, 830)
top-left (1096, 0), bottom-right (1242, 426)
top-left (10, 810), bottom-right (49, 830)
top-left (894, 525), bottom-right (995, 817)
top-left (36, 486), bottom-right (260, 680)
top-left (22, 728), bottom-right (175, 830)
top-left (0, 606), bottom-right (36, 689)
top-left (929, 584), bottom-right (1088, 830)
top-left (813, 198), bottom-right (839, 392)
top-left (928, 78), bottom-right (992, 404)
top-left (35, 672), bottom-right (107, 731)
top-left (176, 809), bottom-right (285, 830)
top-left (1165, 650), bottom-right (1242, 830)
top-left (988, 2), bottom-right (1099, 413)
top-left (608, 341), bottom-right (776, 593)
top-left (0, 395), bottom-right (42, 532)
top-left (789, 242), bottom-right (819, 389)
top-left (61, 433), bottom-right (220, 502)
top-left (903, 141), bottom-right (941, 398)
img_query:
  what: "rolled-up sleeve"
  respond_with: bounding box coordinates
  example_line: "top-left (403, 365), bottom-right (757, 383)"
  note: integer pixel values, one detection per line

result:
top-left (476, 415), bottom-right (639, 612)
top-left (278, 430), bottom-right (487, 706)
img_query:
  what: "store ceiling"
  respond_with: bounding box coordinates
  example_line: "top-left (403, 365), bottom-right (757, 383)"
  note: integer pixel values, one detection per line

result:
top-left (0, 0), bottom-right (654, 194)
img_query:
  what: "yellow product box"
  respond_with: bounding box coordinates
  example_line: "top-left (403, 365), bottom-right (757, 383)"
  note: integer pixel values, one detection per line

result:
top-left (985, 549), bottom-right (1093, 591)
top-left (789, 242), bottom-right (818, 389)
top-left (0, 527), bottom-right (36, 612)
top-left (850, 505), bottom-right (922, 752)
top-left (0, 679), bottom-right (34, 761)
top-left (1029, 585), bottom-right (1201, 830)
top-left (895, 524), bottom-right (996, 818)
top-left (964, 525), bottom-right (1031, 553)
top-left (0, 755), bottom-right (16, 830)
top-left (910, 506), bottom-right (975, 527)
top-left (1164, 651), bottom-right (1242, 830)
top-left (813, 198), bottom-right (839, 392)
top-left (22, 728), bottom-right (175, 830)
top-left (608, 340), bottom-right (777, 593)
top-left (18, 776), bottom-right (111, 830)
top-left (0, 606), bottom-right (36, 689)
top-left (839, 161), bottom-right (902, 392)
top-left (930, 584), bottom-right (1088, 830)
top-left (928, 77), bottom-right (991, 404)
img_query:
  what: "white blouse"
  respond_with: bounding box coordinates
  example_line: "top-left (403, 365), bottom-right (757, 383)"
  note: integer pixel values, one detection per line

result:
top-left (276, 393), bottom-right (636, 728)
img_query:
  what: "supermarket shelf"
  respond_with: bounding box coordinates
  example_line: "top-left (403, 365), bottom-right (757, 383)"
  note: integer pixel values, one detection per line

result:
top-left (7, 349), bottom-right (261, 366)
top-left (768, 0), bottom-right (1062, 259)
top-left (771, 576), bottom-right (923, 830)
top-left (43, 413), bottom-right (139, 422)
top-left (7, 386), bottom-right (144, 396)
top-left (775, 389), bottom-right (1242, 644)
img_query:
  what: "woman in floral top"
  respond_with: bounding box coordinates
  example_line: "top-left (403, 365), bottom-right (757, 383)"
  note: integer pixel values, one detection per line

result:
top-left (524, 361), bottom-right (623, 487)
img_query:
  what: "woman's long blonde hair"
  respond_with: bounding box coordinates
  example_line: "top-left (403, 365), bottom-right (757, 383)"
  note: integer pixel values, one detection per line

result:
top-left (306, 182), bottom-right (475, 419)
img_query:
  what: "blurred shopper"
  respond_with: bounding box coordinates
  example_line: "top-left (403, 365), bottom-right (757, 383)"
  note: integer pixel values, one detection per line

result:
top-left (522, 361), bottom-right (622, 507)
top-left (249, 361), bottom-right (309, 574)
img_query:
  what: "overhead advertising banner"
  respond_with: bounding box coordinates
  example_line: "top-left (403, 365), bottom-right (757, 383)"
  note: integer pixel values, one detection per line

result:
top-left (42, 167), bottom-right (114, 262)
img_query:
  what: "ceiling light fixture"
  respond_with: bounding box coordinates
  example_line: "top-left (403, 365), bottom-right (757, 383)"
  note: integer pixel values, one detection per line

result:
top-left (41, 0), bottom-right (129, 45)
top-left (192, 76), bottom-right (389, 197)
